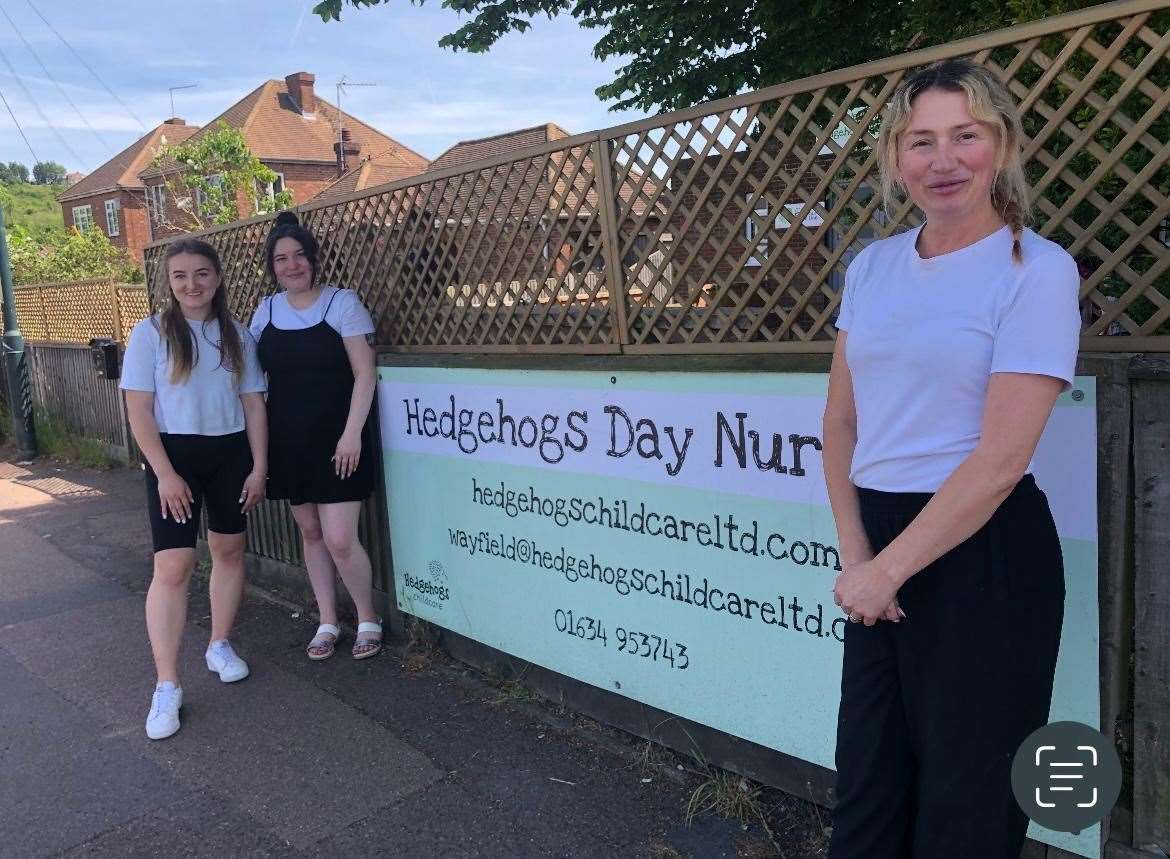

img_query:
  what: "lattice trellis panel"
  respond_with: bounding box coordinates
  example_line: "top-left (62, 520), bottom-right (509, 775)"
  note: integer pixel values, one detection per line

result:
top-left (12, 280), bottom-right (146, 344)
top-left (141, 0), bottom-right (1170, 353)
top-left (302, 143), bottom-right (618, 351)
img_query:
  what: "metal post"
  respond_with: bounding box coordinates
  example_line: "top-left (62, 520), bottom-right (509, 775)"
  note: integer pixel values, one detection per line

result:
top-left (0, 202), bottom-right (37, 458)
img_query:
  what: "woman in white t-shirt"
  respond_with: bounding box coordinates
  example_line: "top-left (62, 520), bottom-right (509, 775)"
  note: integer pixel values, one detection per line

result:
top-left (121, 238), bottom-right (268, 741)
top-left (249, 212), bottom-right (382, 662)
top-left (823, 59), bottom-right (1080, 857)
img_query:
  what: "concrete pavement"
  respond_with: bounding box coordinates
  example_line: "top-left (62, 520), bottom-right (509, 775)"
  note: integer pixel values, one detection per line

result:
top-left (0, 456), bottom-right (816, 858)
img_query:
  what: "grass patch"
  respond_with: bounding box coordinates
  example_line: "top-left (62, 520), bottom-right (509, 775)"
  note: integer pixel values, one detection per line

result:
top-left (33, 412), bottom-right (119, 469)
top-left (0, 181), bottom-right (65, 233)
top-left (402, 615), bottom-right (442, 672)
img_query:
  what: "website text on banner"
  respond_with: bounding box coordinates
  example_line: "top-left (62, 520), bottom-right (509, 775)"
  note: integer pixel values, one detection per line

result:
top-left (378, 367), bottom-right (1100, 858)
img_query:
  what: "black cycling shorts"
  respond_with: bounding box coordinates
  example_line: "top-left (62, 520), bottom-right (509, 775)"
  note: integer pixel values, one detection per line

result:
top-left (143, 431), bottom-right (253, 552)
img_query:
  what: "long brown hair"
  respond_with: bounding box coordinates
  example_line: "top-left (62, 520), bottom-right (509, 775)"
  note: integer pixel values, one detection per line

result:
top-left (879, 58), bottom-right (1031, 263)
top-left (159, 239), bottom-right (245, 385)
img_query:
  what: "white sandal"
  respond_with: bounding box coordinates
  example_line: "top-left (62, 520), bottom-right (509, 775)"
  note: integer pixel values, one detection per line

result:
top-left (352, 620), bottom-right (382, 660)
top-left (306, 623), bottom-right (340, 661)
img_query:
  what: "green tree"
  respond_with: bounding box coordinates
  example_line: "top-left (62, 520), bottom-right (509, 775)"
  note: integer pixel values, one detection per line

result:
top-left (32, 161), bottom-right (67, 185)
top-left (5, 223), bottom-right (142, 284)
top-left (150, 122), bottom-right (294, 232)
top-left (314, 0), bottom-right (1107, 112)
top-left (0, 161), bottom-right (31, 183)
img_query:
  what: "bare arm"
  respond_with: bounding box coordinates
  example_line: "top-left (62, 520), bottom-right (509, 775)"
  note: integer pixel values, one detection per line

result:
top-left (239, 392), bottom-right (268, 513)
top-left (834, 372), bottom-right (1065, 623)
top-left (822, 332), bottom-right (871, 566)
top-left (124, 390), bottom-right (193, 522)
top-left (332, 334), bottom-right (377, 478)
top-left (874, 372), bottom-right (1064, 586)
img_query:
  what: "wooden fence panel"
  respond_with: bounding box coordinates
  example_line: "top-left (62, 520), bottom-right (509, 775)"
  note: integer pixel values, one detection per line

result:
top-left (26, 343), bottom-right (131, 460)
top-left (142, 0), bottom-right (1170, 353)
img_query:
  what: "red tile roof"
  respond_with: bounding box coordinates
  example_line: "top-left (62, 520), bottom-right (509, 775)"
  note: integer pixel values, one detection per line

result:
top-left (307, 147), bottom-right (431, 206)
top-left (428, 123), bottom-right (571, 172)
top-left (58, 121), bottom-right (199, 202)
top-left (139, 78), bottom-right (427, 179)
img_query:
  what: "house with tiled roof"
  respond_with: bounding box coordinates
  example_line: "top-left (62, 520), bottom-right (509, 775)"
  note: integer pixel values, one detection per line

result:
top-left (138, 72), bottom-right (429, 240)
top-left (57, 118), bottom-right (199, 264)
top-left (308, 143), bottom-right (435, 208)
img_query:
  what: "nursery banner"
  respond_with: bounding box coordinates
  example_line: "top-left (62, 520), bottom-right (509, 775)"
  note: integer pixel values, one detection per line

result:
top-left (378, 367), bottom-right (1100, 858)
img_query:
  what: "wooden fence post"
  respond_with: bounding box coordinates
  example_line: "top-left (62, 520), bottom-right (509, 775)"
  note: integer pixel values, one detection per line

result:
top-left (108, 280), bottom-right (123, 342)
top-left (1130, 356), bottom-right (1170, 851)
top-left (593, 137), bottom-right (630, 349)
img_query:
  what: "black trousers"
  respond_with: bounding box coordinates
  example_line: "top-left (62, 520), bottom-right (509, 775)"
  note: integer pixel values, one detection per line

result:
top-left (828, 474), bottom-right (1065, 859)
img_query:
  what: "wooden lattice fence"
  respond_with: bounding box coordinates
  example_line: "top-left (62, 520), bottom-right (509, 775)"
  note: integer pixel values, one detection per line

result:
top-left (145, 0), bottom-right (1170, 353)
top-left (12, 279), bottom-right (149, 344)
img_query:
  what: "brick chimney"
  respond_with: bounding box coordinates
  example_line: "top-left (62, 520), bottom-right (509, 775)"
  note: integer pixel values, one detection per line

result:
top-left (163, 117), bottom-right (186, 125)
top-left (285, 71), bottom-right (316, 115)
top-left (334, 127), bottom-right (361, 172)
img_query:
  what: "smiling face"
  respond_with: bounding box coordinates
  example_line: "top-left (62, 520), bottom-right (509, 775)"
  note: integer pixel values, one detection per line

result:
top-left (896, 88), bottom-right (1002, 226)
top-left (167, 252), bottom-right (221, 320)
top-left (271, 236), bottom-right (314, 294)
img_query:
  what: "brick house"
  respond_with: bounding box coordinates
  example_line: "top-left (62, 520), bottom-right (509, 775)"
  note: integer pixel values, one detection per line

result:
top-left (666, 139), bottom-right (846, 321)
top-left (419, 124), bottom-right (663, 283)
top-left (138, 72), bottom-right (429, 239)
top-left (57, 118), bottom-right (199, 265)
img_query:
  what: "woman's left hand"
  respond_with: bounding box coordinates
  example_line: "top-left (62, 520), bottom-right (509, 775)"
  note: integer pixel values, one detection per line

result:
top-left (239, 469), bottom-right (267, 513)
top-left (834, 559), bottom-right (902, 626)
top-left (333, 430), bottom-right (362, 479)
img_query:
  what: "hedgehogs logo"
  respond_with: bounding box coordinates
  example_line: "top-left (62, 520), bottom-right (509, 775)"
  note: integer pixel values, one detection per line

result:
top-left (401, 560), bottom-right (451, 611)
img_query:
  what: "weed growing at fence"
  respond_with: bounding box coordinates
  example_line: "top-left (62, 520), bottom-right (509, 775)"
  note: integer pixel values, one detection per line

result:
top-left (403, 615), bottom-right (442, 672)
top-left (33, 412), bottom-right (118, 469)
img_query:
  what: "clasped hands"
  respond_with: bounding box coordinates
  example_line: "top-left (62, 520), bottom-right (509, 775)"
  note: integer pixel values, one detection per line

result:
top-left (833, 558), bottom-right (906, 626)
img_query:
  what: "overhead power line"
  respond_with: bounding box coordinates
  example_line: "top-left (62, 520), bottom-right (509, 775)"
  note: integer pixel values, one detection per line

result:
top-left (24, 0), bottom-right (146, 132)
top-left (0, 84), bottom-right (40, 164)
top-left (0, 40), bottom-right (85, 165)
top-left (0, 1), bottom-right (114, 154)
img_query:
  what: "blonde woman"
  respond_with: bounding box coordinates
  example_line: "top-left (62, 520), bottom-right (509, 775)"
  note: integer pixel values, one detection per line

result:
top-left (122, 239), bottom-right (268, 740)
top-left (823, 59), bottom-right (1080, 857)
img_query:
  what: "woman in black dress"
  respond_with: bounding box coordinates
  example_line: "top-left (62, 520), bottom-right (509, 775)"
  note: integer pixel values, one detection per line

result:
top-left (250, 211), bottom-right (382, 660)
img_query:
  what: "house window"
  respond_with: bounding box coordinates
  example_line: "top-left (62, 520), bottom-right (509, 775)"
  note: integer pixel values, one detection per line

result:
top-left (104, 199), bottom-right (120, 236)
top-left (744, 200), bottom-right (771, 266)
top-left (195, 174), bottom-right (225, 216)
top-left (146, 184), bottom-right (167, 225)
top-left (72, 205), bottom-right (94, 233)
top-left (256, 172), bottom-right (285, 211)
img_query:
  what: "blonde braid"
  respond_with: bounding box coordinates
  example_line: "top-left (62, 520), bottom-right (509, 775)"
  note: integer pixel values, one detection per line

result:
top-left (1001, 196), bottom-right (1026, 264)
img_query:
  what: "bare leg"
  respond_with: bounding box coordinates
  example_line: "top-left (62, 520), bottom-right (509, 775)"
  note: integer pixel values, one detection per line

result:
top-left (319, 501), bottom-right (376, 624)
top-left (207, 530), bottom-right (246, 642)
top-left (145, 548), bottom-right (195, 685)
top-left (291, 503), bottom-right (339, 626)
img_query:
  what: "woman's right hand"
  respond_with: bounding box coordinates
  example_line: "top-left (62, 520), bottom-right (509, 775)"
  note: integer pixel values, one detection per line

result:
top-left (157, 471), bottom-right (195, 524)
top-left (839, 552), bottom-right (904, 624)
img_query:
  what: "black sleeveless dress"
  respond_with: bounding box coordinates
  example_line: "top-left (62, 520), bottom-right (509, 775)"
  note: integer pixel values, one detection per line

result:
top-left (257, 290), bottom-right (376, 505)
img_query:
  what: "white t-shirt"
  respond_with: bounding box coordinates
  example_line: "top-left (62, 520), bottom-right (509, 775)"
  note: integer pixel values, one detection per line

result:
top-left (120, 315), bottom-right (267, 435)
top-left (248, 287), bottom-right (374, 339)
top-left (835, 224), bottom-right (1080, 492)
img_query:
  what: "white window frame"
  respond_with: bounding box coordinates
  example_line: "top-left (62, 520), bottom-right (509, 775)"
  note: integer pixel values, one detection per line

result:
top-left (255, 172), bottom-right (285, 212)
top-left (72, 205), bottom-right (94, 233)
top-left (195, 174), bottom-right (225, 216)
top-left (744, 200), bottom-right (771, 267)
top-left (146, 184), bottom-right (167, 226)
top-left (104, 198), bottom-right (120, 236)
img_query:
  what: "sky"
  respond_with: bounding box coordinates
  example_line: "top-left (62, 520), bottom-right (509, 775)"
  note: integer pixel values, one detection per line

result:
top-left (0, 0), bottom-right (650, 174)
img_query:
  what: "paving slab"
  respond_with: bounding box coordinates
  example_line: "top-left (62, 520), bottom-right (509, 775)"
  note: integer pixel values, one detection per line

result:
top-left (0, 657), bottom-right (191, 858)
top-left (0, 596), bottom-right (443, 851)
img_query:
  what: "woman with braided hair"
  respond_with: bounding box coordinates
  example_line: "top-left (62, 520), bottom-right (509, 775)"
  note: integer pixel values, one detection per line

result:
top-left (823, 58), bottom-right (1080, 856)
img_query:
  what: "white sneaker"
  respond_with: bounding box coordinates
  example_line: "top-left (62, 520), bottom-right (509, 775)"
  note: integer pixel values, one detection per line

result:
top-left (205, 640), bottom-right (250, 683)
top-left (145, 681), bottom-right (183, 740)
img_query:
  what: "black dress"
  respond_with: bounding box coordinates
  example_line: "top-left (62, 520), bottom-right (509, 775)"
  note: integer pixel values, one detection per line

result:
top-left (257, 291), bottom-right (376, 505)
